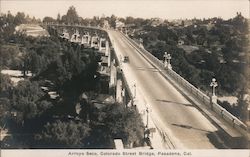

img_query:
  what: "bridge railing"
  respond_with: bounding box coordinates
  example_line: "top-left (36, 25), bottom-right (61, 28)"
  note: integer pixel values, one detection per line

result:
top-left (121, 32), bottom-right (249, 137)
top-left (44, 23), bottom-right (107, 32)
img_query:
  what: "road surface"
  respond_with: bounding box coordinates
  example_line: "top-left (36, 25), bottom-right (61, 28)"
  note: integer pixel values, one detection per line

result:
top-left (108, 30), bottom-right (219, 149)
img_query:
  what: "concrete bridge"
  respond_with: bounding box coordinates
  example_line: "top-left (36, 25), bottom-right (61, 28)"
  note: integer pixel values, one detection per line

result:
top-left (44, 24), bottom-right (250, 149)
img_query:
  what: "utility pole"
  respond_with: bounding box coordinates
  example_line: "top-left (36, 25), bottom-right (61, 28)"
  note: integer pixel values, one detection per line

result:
top-left (146, 107), bottom-right (149, 128)
top-left (132, 83), bottom-right (136, 106)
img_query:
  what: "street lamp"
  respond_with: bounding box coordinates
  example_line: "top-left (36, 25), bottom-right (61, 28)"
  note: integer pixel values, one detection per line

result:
top-left (146, 107), bottom-right (149, 128)
top-left (210, 78), bottom-right (218, 96)
top-left (139, 38), bottom-right (143, 48)
top-left (163, 52), bottom-right (168, 67)
top-left (133, 83), bottom-right (136, 100)
top-left (210, 78), bottom-right (218, 105)
top-left (247, 106), bottom-right (250, 123)
top-left (163, 52), bottom-right (172, 69)
top-left (0, 127), bottom-right (1, 149)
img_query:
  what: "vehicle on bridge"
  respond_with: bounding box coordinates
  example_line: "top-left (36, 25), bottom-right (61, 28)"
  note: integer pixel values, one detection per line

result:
top-left (123, 56), bottom-right (129, 63)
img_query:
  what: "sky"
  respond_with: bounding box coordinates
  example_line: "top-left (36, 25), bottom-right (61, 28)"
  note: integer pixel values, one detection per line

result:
top-left (0, 0), bottom-right (249, 20)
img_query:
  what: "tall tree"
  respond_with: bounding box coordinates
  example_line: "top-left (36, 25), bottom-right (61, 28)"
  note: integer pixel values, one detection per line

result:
top-left (14, 12), bottom-right (26, 25)
top-left (11, 80), bottom-right (46, 123)
top-left (42, 16), bottom-right (56, 24)
top-left (103, 104), bottom-right (144, 147)
top-left (36, 120), bottom-right (90, 148)
top-left (56, 13), bottom-right (61, 23)
top-left (65, 6), bottom-right (79, 24)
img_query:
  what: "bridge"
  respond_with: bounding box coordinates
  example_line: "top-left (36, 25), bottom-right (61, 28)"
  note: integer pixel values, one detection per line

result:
top-left (44, 24), bottom-right (250, 149)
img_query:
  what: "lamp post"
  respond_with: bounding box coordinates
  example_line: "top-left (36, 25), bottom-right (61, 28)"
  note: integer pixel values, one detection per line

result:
top-left (0, 127), bottom-right (1, 149)
top-left (146, 107), bottom-right (149, 128)
top-left (210, 78), bottom-right (218, 105)
top-left (139, 38), bottom-right (143, 48)
top-left (210, 78), bottom-right (218, 96)
top-left (247, 106), bottom-right (250, 123)
top-left (163, 52), bottom-right (168, 67)
top-left (133, 83), bottom-right (136, 101)
top-left (163, 52), bottom-right (172, 69)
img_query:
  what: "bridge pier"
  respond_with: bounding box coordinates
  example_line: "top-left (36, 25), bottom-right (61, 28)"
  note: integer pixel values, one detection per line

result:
top-left (70, 29), bottom-right (81, 43)
top-left (60, 29), bottom-right (70, 40)
top-left (107, 43), bottom-right (111, 67)
top-left (99, 38), bottom-right (106, 51)
top-left (109, 59), bottom-right (117, 91)
top-left (90, 35), bottom-right (99, 49)
top-left (116, 79), bottom-right (123, 103)
top-left (81, 32), bottom-right (91, 46)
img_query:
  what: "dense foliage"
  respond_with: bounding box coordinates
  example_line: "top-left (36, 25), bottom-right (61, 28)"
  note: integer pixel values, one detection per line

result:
top-left (0, 9), bottom-right (145, 148)
top-left (133, 14), bottom-right (249, 95)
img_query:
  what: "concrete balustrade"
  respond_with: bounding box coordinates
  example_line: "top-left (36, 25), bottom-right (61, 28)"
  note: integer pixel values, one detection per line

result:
top-left (81, 33), bottom-right (91, 46)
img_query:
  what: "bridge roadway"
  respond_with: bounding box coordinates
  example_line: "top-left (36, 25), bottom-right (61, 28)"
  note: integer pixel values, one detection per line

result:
top-left (108, 30), bottom-right (219, 148)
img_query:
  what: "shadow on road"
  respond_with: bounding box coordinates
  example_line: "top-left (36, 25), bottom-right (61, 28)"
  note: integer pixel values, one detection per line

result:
top-left (156, 99), bottom-right (194, 107)
top-left (171, 123), bottom-right (211, 133)
top-left (135, 67), bottom-right (160, 72)
top-left (171, 123), bottom-right (229, 148)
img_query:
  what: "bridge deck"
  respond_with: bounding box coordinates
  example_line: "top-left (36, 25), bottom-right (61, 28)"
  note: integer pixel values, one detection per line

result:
top-left (109, 30), bottom-right (219, 148)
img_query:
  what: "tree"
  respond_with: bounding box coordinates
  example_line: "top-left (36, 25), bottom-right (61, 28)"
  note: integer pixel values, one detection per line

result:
top-left (0, 73), bottom-right (12, 93)
top-left (42, 16), bottom-right (56, 24)
top-left (29, 51), bottom-right (42, 75)
top-left (63, 6), bottom-right (79, 25)
top-left (125, 16), bottom-right (134, 24)
top-left (0, 74), bottom-right (12, 127)
top-left (216, 65), bottom-right (244, 93)
top-left (11, 80), bottom-right (45, 123)
top-left (237, 89), bottom-right (249, 122)
top-left (14, 12), bottom-right (26, 25)
top-left (103, 104), bottom-right (144, 147)
top-left (36, 120), bottom-right (90, 148)
top-left (6, 11), bottom-right (15, 25)
top-left (110, 14), bottom-right (116, 28)
top-left (56, 13), bottom-right (61, 23)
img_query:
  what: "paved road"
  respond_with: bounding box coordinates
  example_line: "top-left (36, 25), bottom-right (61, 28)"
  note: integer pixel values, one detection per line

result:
top-left (108, 30), bottom-right (219, 149)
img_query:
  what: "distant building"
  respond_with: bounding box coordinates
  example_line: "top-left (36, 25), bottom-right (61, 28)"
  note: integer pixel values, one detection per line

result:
top-left (15, 24), bottom-right (49, 37)
top-left (183, 20), bottom-right (193, 27)
top-left (115, 20), bottom-right (125, 30)
top-left (102, 20), bottom-right (110, 29)
top-left (150, 18), bottom-right (164, 27)
top-left (170, 19), bottom-right (193, 27)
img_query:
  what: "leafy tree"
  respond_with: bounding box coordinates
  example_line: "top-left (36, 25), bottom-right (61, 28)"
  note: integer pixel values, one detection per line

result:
top-left (237, 89), bottom-right (249, 122)
top-left (14, 12), bottom-right (26, 25)
top-left (102, 104), bottom-right (144, 147)
top-left (11, 80), bottom-right (46, 123)
top-left (0, 74), bottom-right (12, 127)
top-left (56, 13), bottom-right (61, 23)
top-left (110, 14), bottom-right (117, 28)
top-left (42, 16), bottom-right (56, 24)
top-left (61, 6), bottom-right (79, 25)
top-left (216, 65), bottom-right (245, 93)
top-left (0, 73), bottom-right (12, 94)
top-left (36, 120), bottom-right (90, 148)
